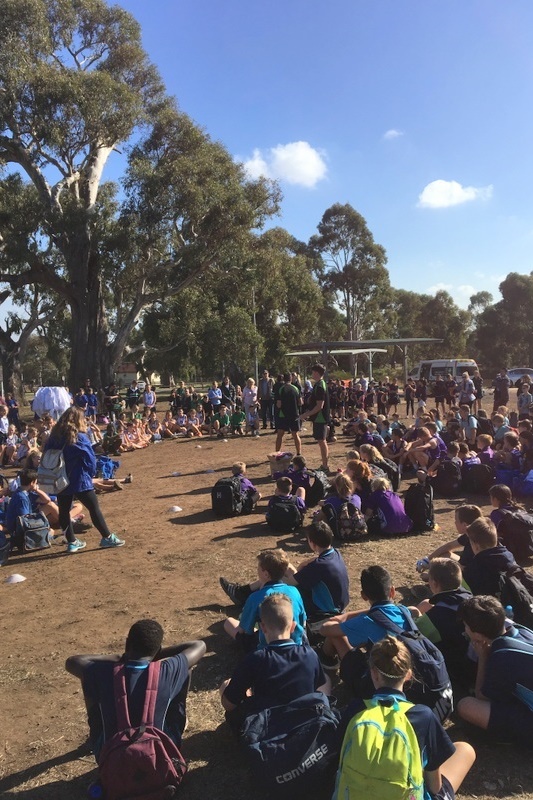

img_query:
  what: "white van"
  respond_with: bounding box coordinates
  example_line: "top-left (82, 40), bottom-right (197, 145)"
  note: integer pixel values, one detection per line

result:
top-left (409, 359), bottom-right (478, 387)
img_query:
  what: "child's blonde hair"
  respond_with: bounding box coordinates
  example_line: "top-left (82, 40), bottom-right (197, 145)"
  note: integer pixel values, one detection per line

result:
top-left (371, 476), bottom-right (391, 492)
top-left (332, 473), bottom-right (354, 498)
top-left (231, 462), bottom-right (246, 476)
top-left (476, 433), bottom-right (493, 448)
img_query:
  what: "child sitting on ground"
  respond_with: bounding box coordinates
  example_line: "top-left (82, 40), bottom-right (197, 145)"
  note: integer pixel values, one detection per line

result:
top-left (230, 406), bottom-right (246, 436)
top-left (265, 476), bottom-right (306, 530)
top-left (219, 593), bottom-right (329, 731)
top-left (211, 405), bottom-right (231, 438)
top-left (462, 517), bottom-right (518, 596)
top-left (232, 462), bottom-right (261, 510)
top-left (365, 477), bottom-right (412, 535)
top-left (416, 504), bottom-right (483, 578)
top-left (476, 433), bottom-right (495, 466)
top-left (273, 455), bottom-right (313, 493)
top-left (410, 558), bottom-right (474, 685)
top-left (186, 409), bottom-right (203, 438)
top-left (384, 427), bottom-right (407, 465)
top-left (222, 549), bottom-right (307, 652)
top-left (493, 431), bottom-right (521, 470)
top-left (245, 403), bottom-right (260, 437)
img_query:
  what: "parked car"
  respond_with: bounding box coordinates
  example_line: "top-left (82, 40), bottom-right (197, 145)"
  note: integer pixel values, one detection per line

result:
top-left (507, 368), bottom-right (533, 387)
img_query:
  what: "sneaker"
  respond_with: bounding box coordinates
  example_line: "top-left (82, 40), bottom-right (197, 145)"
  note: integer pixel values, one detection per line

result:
top-left (219, 577), bottom-right (251, 605)
top-left (67, 538), bottom-right (87, 553)
top-left (123, 473), bottom-right (133, 484)
top-left (100, 533), bottom-right (125, 548)
top-left (113, 480), bottom-right (124, 491)
top-left (315, 643), bottom-right (340, 673)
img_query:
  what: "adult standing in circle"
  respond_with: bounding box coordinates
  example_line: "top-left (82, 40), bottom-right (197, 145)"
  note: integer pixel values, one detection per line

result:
top-left (45, 407), bottom-right (125, 553)
top-left (208, 380), bottom-right (222, 413)
top-left (457, 372), bottom-right (476, 410)
top-left (275, 372), bottom-right (302, 455)
top-left (257, 370), bottom-right (274, 429)
top-left (493, 368), bottom-right (510, 413)
top-left (472, 369), bottom-right (484, 415)
top-left (242, 377), bottom-right (258, 417)
top-left (300, 363), bottom-right (331, 472)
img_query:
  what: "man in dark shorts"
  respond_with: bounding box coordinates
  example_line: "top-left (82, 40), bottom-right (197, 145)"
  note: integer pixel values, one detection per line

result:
top-left (300, 363), bottom-right (331, 471)
top-left (274, 372), bottom-right (302, 454)
top-left (65, 619), bottom-right (206, 762)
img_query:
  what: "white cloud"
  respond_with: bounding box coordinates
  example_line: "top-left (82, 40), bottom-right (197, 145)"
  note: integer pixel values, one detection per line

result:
top-left (383, 129), bottom-right (404, 140)
top-left (427, 282), bottom-right (453, 294)
top-left (241, 141), bottom-right (327, 188)
top-left (418, 179), bottom-right (493, 209)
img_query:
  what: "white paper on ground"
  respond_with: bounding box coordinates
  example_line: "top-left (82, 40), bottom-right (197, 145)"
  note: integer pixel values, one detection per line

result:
top-left (168, 505), bottom-right (182, 513)
top-left (5, 574), bottom-right (26, 584)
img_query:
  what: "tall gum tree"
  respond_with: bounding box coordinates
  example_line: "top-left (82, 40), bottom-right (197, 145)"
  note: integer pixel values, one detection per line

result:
top-left (0, 0), bottom-right (278, 388)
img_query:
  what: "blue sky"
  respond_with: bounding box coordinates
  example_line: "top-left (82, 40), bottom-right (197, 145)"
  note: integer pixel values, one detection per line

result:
top-left (37, 2), bottom-right (533, 308)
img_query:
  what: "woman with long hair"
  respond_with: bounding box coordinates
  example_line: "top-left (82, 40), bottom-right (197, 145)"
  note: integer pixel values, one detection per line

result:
top-left (45, 407), bottom-right (125, 553)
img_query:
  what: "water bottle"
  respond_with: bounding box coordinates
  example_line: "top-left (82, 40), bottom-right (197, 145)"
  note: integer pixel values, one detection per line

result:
top-left (87, 781), bottom-right (104, 799)
top-left (505, 605), bottom-right (514, 620)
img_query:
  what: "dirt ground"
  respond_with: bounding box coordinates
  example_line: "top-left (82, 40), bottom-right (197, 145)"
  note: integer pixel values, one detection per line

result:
top-left (1, 398), bottom-right (533, 800)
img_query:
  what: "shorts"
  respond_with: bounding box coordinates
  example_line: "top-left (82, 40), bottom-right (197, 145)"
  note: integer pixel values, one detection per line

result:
top-left (277, 417), bottom-right (301, 433)
top-left (432, 774), bottom-right (455, 800)
top-left (312, 422), bottom-right (328, 440)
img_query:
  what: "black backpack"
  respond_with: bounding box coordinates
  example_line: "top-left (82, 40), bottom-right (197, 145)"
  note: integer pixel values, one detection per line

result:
top-left (211, 476), bottom-right (244, 517)
top-left (462, 463), bottom-right (496, 495)
top-left (323, 501), bottom-right (368, 543)
top-left (403, 482), bottom-right (435, 533)
top-left (267, 497), bottom-right (303, 532)
top-left (378, 457), bottom-right (401, 492)
top-left (367, 607), bottom-right (453, 723)
top-left (475, 416), bottom-right (495, 437)
top-left (432, 460), bottom-right (462, 497)
top-left (240, 692), bottom-right (340, 800)
top-left (497, 565), bottom-right (533, 628)
top-left (497, 509), bottom-right (533, 562)
top-left (305, 470), bottom-right (330, 508)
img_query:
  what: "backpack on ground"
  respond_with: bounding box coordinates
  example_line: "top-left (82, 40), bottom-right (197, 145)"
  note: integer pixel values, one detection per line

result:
top-left (497, 565), bottom-right (533, 628)
top-left (462, 463), bottom-right (496, 495)
top-left (431, 460), bottom-right (462, 498)
top-left (12, 512), bottom-right (52, 554)
top-left (96, 455), bottom-right (120, 480)
top-left (403, 482), bottom-right (435, 533)
top-left (367, 607), bottom-right (453, 723)
top-left (323, 501), bottom-right (368, 543)
top-left (266, 497), bottom-right (303, 532)
top-left (211, 476), bottom-right (244, 517)
top-left (240, 692), bottom-right (340, 799)
top-left (334, 697), bottom-right (424, 800)
top-left (305, 470), bottom-right (331, 508)
top-left (497, 509), bottom-right (533, 562)
top-left (99, 661), bottom-right (187, 800)
top-left (37, 448), bottom-right (69, 495)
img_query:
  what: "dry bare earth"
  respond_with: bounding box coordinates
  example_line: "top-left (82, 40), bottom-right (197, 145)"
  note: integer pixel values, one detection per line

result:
top-left (1, 402), bottom-right (533, 799)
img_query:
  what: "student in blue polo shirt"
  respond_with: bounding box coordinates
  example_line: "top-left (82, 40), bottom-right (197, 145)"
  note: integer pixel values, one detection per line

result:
top-left (222, 549), bottom-right (306, 651)
top-left (458, 595), bottom-right (533, 746)
top-left (319, 566), bottom-right (413, 675)
top-left (220, 593), bottom-right (328, 731)
top-left (65, 619), bottom-right (206, 762)
top-left (285, 520), bottom-right (349, 621)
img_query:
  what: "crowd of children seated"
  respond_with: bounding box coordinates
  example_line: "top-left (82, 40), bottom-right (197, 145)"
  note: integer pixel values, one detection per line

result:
top-left (5, 369), bottom-right (533, 799)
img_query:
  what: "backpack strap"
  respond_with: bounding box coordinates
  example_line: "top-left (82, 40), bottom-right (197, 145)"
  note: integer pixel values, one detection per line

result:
top-left (367, 606), bottom-right (418, 636)
top-left (113, 660), bottom-right (161, 731)
top-left (141, 660), bottom-right (161, 727)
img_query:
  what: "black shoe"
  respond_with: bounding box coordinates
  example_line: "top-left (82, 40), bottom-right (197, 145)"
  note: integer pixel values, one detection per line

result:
top-left (219, 577), bottom-right (251, 605)
top-left (315, 642), bottom-right (340, 672)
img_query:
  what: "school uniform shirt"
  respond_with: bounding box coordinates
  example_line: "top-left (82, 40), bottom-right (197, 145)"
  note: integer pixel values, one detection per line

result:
top-left (490, 504), bottom-right (517, 528)
top-left (239, 582), bottom-right (306, 648)
top-left (462, 545), bottom-right (516, 596)
top-left (0, 417), bottom-right (9, 434)
top-left (340, 688), bottom-right (456, 800)
top-left (366, 490), bottom-right (413, 534)
top-left (45, 432), bottom-right (96, 495)
top-left (324, 492), bottom-right (362, 513)
top-left (272, 467), bottom-right (313, 492)
top-left (267, 494), bottom-right (306, 515)
top-left (494, 424), bottom-right (511, 443)
top-left (223, 641), bottom-right (325, 713)
top-left (278, 383), bottom-right (301, 421)
top-left (295, 547), bottom-right (350, 617)
top-left (482, 625), bottom-right (533, 744)
top-left (416, 587), bottom-right (472, 680)
top-left (455, 533), bottom-right (476, 568)
top-left (207, 388), bottom-right (222, 408)
top-left (308, 379), bottom-right (330, 423)
top-left (238, 476), bottom-right (258, 495)
top-left (340, 602), bottom-right (413, 648)
top-left (478, 447), bottom-right (495, 466)
top-left (74, 393), bottom-right (89, 409)
top-left (82, 655), bottom-right (189, 758)
top-left (5, 489), bottom-right (39, 533)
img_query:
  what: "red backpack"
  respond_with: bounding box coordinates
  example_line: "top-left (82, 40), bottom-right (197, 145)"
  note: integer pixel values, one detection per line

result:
top-left (99, 661), bottom-right (187, 800)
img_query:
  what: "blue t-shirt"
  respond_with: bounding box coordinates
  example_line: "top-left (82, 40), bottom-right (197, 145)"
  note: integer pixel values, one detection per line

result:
top-left (340, 602), bottom-right (413, 648)
top-left (295, 548), bottom-right (350, 616)
top-left (82, 655), bottom-right (190, 757)
top-left (74, 393), bottom-right (88, 409)
top-left (224, 641), bottom-right (325, 712)
top-left (239, 582), bottom-right (306, 647)
top-left (340, 689), bottom-right (455, 800)
top-left (5, 489), bottom-right (38, 532)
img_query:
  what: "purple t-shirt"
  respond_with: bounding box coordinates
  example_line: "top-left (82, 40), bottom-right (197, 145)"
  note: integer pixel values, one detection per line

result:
top-left (478, 447), bottom-right (494, 466)
top-left (324, 493), bottom-right (362, 513)
top-left (239, 476), bottom-right (257, 495)
top-left (366, 490), bottom-right (412, 534)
